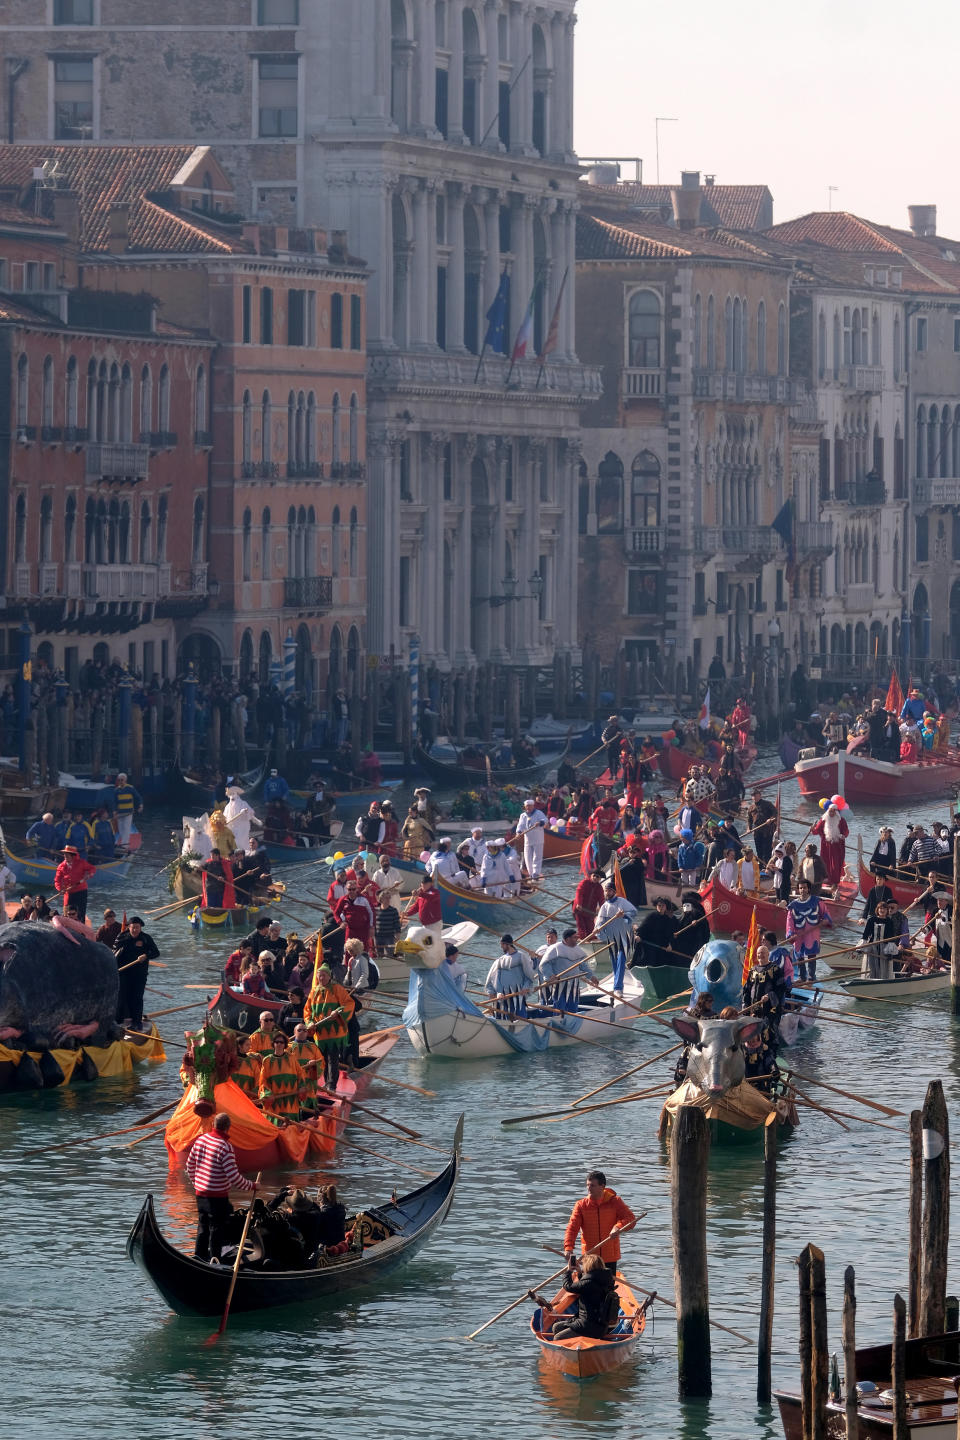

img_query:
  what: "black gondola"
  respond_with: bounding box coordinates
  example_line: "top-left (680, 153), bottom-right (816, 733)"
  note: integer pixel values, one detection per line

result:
top-left (413, 736), bottom-right (570, 789)
top-left (167, 758), bottom-right (268, 812)
top-left (126, 1117), bottom-right (463, 1316)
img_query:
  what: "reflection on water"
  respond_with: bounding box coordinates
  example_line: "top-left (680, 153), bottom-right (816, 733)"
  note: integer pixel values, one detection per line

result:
top-left (3, 762), bottom-right (960, 1438)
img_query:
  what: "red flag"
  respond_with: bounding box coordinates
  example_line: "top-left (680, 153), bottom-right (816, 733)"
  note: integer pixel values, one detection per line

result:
top-left (741, 906), bottom-right (759, 987)
top-left (884, 670), bottom-right (904, 717)
top-left (537, 268), bottom-right (568, 362)
top-left (612, 854), bottom-right (627, 899)
top-left (121, 910), bottom-right (128, 931)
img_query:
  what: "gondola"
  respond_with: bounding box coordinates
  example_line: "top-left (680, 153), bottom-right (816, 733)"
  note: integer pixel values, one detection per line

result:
top-left (701, 872), bottom-right (858, 939)
top-left (166, 758), bottom-right (267, 811)
top-left (126, 1116), bottom-right (463, 1316)
top-left (658, 742), bottom-right (757, 784)
top-left (3, 837), bottom-right (135, 887)
top-left (530, 1274), bottom-right (650, 1380)
top-left (413, 737), bottom-right (570, 790)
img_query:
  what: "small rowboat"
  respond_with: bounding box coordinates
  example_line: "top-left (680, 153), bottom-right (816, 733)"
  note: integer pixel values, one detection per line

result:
top-left (3, 837), bottom-right (135, 887)
top-left (777, 985), bottom-right (823, 1045)
top-left (433, 872), bottom-right (523, 932)
top-left (414, 738), bottom-right (570, 789)
top-left (857, 841), bottom-right (928, 909)
top-left (701, 873), bottom-right (858, 938)
top-left (840, 969), bottom-right (951, 1002)
top-left (658, 742), bottom-right (757, 784)
top-left (129, 1116), bottom-right (463, 1316)
top-left (189, 903), bottom-right (272, 930)
top-left (795, 748), bottom-right (960, 805)
top-left (531, 1274), bottom-right (650, 1380)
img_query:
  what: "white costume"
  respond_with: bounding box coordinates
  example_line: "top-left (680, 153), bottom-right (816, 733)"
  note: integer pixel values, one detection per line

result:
top-left (710, 858), bottom-right (738, 890)
top-left (427, 846), bottom-right (466, 886)
top-left (484, 950), bottom-right (536, 1015)
top-left (480, 846), bottom-right (511, 897)
top-left (223, 791), bottom-right (257, 852)
top-left (182, 817), bottom-right (212, 861)
top-left (501, 842), bottom-right (522, 896)
top-left (594, 896), bottom-right (638, 955)
top-left (537, 940), bottom-right (595, 1010)
top-left (372, 864), bottom-right (402, 897)
top-left (515, 806), bottom-right (548, 879)
top-left (464, 832), bottom-right (487, 868)
top-left (444, 955), bottom-right (468, 992)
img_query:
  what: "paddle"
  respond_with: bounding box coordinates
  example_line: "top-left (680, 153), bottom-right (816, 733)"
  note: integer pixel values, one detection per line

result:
top-left (464, 1225), bottom-right (633, 1341)
top-left (785, 1068), bottom-right (904, 1118)
top-left (355, 1071), bottom-right (437, 1100)
top-left (571, 1041), bottom-right (684, 1107)
top-left (335, 1131), bottom-right (435, 1178)
top-left (147, 1001), bottom-right (209, 1020)
top-left (22, 1096), bottom-right (180, 1156)
top-left (317, 1089), bottom-right (421, 1139)
top-left (501, 1081), bottom-right (675, 1127)
top-left (574, 742), bottom-right (608, 771)
top-left (208, 1171), bottom-right (261, 1342)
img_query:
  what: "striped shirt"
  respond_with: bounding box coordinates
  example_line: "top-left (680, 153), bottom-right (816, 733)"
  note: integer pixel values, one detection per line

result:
top-left (185, 1131), bottom-right (254, 1195)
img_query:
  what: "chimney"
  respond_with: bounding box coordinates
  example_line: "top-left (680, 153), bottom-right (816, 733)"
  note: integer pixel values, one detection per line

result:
top-left (242, 222), bottom-right (262, 253)
top-left (51, 188), bottom-right (81, 242)
top-left (908, 204), bottom-right (937, 238)
top-left (106, 201), bottom-right (130, 254)
top-left (329, 228), bottom-right (348, 261)
top-left (585, 162), bottom-right (620, 187)
top-left (671, 171), bottom-right (701, 230)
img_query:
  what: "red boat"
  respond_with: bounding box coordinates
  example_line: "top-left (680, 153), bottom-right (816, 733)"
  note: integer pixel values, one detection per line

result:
top-left (701, 873), bottom-right (858, 938)
top-left (530, 1274), bottom-right (650, 1380)
top-left (857, 857), bottom-right (926, 910)
top-left (659, 742), bottom-right (757, 784)
top-left (794, 748), bottom-right (960, 805)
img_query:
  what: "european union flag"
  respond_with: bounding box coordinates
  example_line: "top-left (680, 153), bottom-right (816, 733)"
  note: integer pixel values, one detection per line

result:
top-left (771, 498), bottom-right (795, 582)
top-left (483, 271), bottom-right (510, 355)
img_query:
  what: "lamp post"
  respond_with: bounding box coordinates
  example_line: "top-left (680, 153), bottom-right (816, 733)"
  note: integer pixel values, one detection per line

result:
top-left (472, 571), bottom-right (544, 607)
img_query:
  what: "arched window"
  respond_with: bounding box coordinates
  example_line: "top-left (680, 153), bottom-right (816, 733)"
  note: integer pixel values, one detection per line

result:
top-left (194, 364), bottom-right (207, 437)
top-left (260, 390), bottom-right (272, 463)
top-left (693, 294), bottom-right (702, 368)
top-left (871, 310), bottom-right (880, 365)
top-left (87, 360), bottom-right (100, 441)
top-left (119, 499), bottom-right (130, 563)
top-left (107, 496), bottom-right (119, 562)
top-left (331, 505), bottom-right (341, 577)
top-left (733, 298), bottom-right (744, 372)
top-left (42, 356), bottom-right (54, 429)
top-left (157, 495), bottom-right (168, 561)
top-left (917, 405), bottom-right (927, 478)
top-left (307, 392), bottom-right (317, 465)
top-left (106, 362), bottom-right (120, 441)
top-left (941, 406), bottom-right (952, 479)
top-left (120, 363), bottom-right (132, 442)
top-left (14, 495), bottom-right (26, 562)
top-left (724, 297), bottom-right (733, 371)
top-left (305, 505), bottom-right (316, 576)
top-left (39, 495), bottom-right (53, 563)
top-left (296, 390), bottom-right (306, 468)
top-left (158, 364), bottom-right (170, 432)
top-left (64, 494), bottom-right (76, 562)
top-left (349, 393), bottom-right (359, 465)
top-left (65, 356), bottom-right (79, 431)
top-left (851, 309), bottom-right (862, 366)
top-left (139, 500), bottom-right (151, 562)
top-left (756, 301), bottom-right (766, 375)
top-left (16, 354), bottom-right (28, 426)
top-left (928, 406), bottom-right (938, 477)
top-left (631, 451), bottom-right (661, 528)
top-left (242, 507), bottom-right (252, 581)
top-left (627, 290), bottom-right (661, 368)
top-left (139, 364), bottom-right (151, 438)
top-left (777, 303), bottom-right (786, 375)
top-left (817, 311), bottom-right (827, 380)
top-left (706, 295), bottom-right (716, 369)
top-left (261, 506), bottom-right (271, 578)
top-left (242, 389), bottom-right (252, 463)
top-left (596, 452), bottom-right (624, 534)
top-left (192, 497), bottom-right (205, 565)
top-left (349, 505), bottom-right (359, 576)
top-left (332, 392), bottom-right (341, 467)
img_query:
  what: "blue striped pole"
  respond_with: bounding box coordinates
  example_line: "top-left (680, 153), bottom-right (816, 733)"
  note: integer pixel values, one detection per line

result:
top-left (409, 633), bottom-right (420, 746)
top-left (283, 633), bottom-right (296, 697)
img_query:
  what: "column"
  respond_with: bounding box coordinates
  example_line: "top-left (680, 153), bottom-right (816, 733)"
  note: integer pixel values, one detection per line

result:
top-left (415, 0), bottom-right (438, 135)
top-left (511, 194), bottom-right (530, 343)
top-left (482, 0), bottom-right (500, 149)
top-left (509, 3), bottom-right (527, 151)
top-left (483, 187), bottom-right (502, 314)
top-left (559, 437), bottom-right (581, 654)
top-left (564, 199), bottom-right (576, 358)
top-left (410, 181), bottom-right (430, 349)
top-left (424, 433), bottom-right (448, 661)
top-left (550, 11), bottom-right (567, 157)
top-left (379, 178), bottom-right (395, 345)
top-left (455, 434), bottom-right (477, 666)
top-left (491, 439), bottom-right (509, 659)
top-left (564, 14), bottom-right (576, 154)
top-left (447, 183), bottom-right (466, 352)
top-left (366, 428), bottom-right (390, 654)
top-left (425, 181), bottom-right (439, 348)
top-left (448, 0), bottom-right (464, 142)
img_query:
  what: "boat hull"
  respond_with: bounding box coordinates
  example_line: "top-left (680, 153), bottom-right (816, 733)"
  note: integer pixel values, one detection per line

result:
top-left (413, 742), bottom-right (569, 789)
top-left (531, 1274), bottom-right (645, 1380)
top-left (701, 874), bottom-right (857, 938)
top-left (658, 743), bottom-right (757, 784)
top-left (434, 874), bottom-right (524, 932)
top-left (4, 842), bottom-right (132, 887)
top-left (795, 751), bottom-right (960, 804)
top-left (858, 860), bottom-right (926, 909)
top-left (841, 972), bottom-right (951, 1001)
top-left (631, 963), bottom-right (690, 1006)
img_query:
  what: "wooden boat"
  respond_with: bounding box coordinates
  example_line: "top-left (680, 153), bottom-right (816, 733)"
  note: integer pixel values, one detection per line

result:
top-left (434, 872), bottom-right (524, 932)
top-left (530, 1273), bottom-right (649, 1380)
top-left (3, 837), bottom-right (134, 887)
top-left (658, 742), bottom-right (757, 785)
top-left (840, 969), bottom-right (951, 1002)
top-left (631, 962), bottom-right (689, 1006)
top-left (794, 747), bottom-right (960, 805)
top-left (776, 1326), bottom-right (960, 1438)
top-left (413, 738), bottom-right (570, 790)
top-left (189, 903), bottom-right (276, 930)
top-left (287, 780), bottom-right (403, 814)
top-left (700, 873), bottom-right (858, 938)
top-left (503, 826), bottom-right (586, 862)
top-left (128, 1116), bottom-right (463, 1317)
top-left (0, 769), bottom-right (67, 819)
top-left (167, 758), bottom-right (267, 811)
top-left (776, 984), bottom-right (823, 1045)
top-left (857, 838), bottom-right (930, 908)
top-left (658, 1077), bottom-right (798, 1144)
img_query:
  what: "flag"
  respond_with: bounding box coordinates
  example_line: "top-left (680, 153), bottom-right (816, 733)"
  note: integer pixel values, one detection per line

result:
top-left (698, 687), bottom-right (711, 731)
top-left (309, 929), bottom-right (323, 1003)
top-left (121, 910), bottom-right (128, 931)
top-left (538, 268), bottom-right (568, 362)
top-left (885, 669), bottom-right (904, 717)
top-left (612, 853), bottom-right (626, 899)
top-left (741, 905), bottom-right (759, 987)
top-left (771, 498), bottom-right (795, 583)
top-left (510, 284), bottom-right (536, 362)
top-left (482, 271), bottom-right (510, 355)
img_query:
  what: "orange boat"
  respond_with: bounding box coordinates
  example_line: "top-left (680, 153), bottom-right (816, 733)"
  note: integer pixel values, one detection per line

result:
top-left (531, 1273), bottom-right (650, 1380)
top-left (659, 742), bottom-right (757, 784)
top-left (701, 873), bottom-right (858, 938)
top-left (505, 826), bottom-right (586, 861)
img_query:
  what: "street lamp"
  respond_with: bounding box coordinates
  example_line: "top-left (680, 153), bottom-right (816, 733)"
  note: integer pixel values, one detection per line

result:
top-left (473, 571), bottom-right (545, 607)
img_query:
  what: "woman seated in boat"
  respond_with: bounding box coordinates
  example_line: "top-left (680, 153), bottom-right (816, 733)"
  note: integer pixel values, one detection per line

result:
top-left (899, 718), bottom-right (922, 764)
top-left (531, 1254), bottom-right (619, 1340)
top-left (277, 1184), bottom-right (351, 1260)
top-left (224, 941), bottom-right (255, 987)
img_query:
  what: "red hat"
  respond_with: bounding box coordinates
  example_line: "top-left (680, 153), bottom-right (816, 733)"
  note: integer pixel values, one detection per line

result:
top-left (62, 845), bottom-right (79, 855)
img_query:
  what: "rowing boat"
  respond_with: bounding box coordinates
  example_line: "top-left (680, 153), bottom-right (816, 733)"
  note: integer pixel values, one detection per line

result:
top-left (433, 873), bottom-right (524, 932)
top-left (776, 985), bottom-right (823, 1045)
top-left (701, 873), bottom-right (858, 938)
top-left (4, 837), bottom-right (134, 886)
top-left (413, 738), bottom-right (570, 789)
top-left (840, 970), bottom-right (951, 1002)
top-left (530, 1274), bottom-right (649, 1380)
top-left (658, 742), bottom-right (757, 784)
top-left (795, 747), bottom-right (960, 805)
top-left (128, 1116), bottom-right (463, 1316)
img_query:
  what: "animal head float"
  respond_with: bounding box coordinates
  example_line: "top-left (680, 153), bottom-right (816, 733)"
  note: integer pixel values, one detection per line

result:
top-left (394, 922), bottom-right (445, 970)
top-left (688, 937), bottom-right (742, 1013)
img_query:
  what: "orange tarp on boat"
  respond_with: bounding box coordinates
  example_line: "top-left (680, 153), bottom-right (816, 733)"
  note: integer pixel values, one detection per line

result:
top-left (165, 1076), bottom-right (340, 1171)
top-left (658, 1077), bottom-right (776, 1133)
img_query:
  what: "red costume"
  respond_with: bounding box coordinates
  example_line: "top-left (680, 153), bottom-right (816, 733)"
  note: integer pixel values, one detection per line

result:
top-left (332, 893), bottom-right (375, 947)
top-left (572, 877), bottom-right (604, 940)
top-left (406, 887), bottom-right (443, 928)
top-left (729, 700), bottom-right (751, 751)
top-left (53, 854), bottom-right (96, 907)
top-left (588, 803), bottom-right (618, 837)
top-left (380, 817), bottom-right (399, 858)
top-left (811, 811), bottom-right (849, 886)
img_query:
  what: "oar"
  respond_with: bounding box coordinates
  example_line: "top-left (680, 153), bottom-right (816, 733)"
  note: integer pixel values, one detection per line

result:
top-left (123, 1027), bottom-right (173, 1046)
top-left (342, 1115), bottom-right (456, 1157)
top-left (464, 1225), bottom-right (631, 1341)
top-left (147, 1001), bottom-right (208, 1020)
top-left (209, 1171), bottom-right (261, 1341)
top-left (334, 1131), bottom-right (435, 1178)
top-left (786, 1068), bottom-right (904, 1117)
top-left (501, 1080), bottom-right (675, 1127)
top-left (574, 742), bottom-right (608, 771)
top-left (488, 999), bottom-right (642, 1040)
top-left (317, 1089), bottom-right (421, 1139)
top-left (571, 1041), bottom-right (684, 1107)
top-left (358, 1071), bottom-right (437, 1099)
top-left (790, 1084), bottom-right (850, 1130)
top-left (22, 1096), bottom-right (180, 1156)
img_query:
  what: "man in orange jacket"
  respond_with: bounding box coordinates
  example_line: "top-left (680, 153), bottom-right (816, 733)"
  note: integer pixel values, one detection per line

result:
top-left (563, 1170), bottom-right (637, 1272)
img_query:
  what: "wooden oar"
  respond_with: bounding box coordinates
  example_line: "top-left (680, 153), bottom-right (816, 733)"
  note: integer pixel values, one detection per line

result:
top-left (147, 1001), bottom-right (208, 1020)
top-left (488, 999), bottom-right (642, 1040)
top-left (22, 1096), bottom-right (180, 1156)
top-left (464, 1225), bottom-right (629, 1341)
top-left (571, 1042), bottom-right (684, 1106)
top-left (335, 1131), bottom-right (435, 1178)
top-left (574, 742), bottom-right (608, 771)
top-left (786, 1068), bottom-right (904, 1118)
top-left (209, 1171), bottom-right (261, 1342)
top-left (342, 1115), bottom-right (456, 1156)
top-left (317, 1089), bottom-right (421, 1139)
top-left (790, 1084), bottom-right (850, 1130)
top-left (536, 1244), bottom-right (754, 1346)
top-left (502, 1080), bottom-right (675, 1127)
top-left (357, 1072), bottom-right (437, 1099)
top-left (120, 1121), bottom-right (168, 1150)
top-left (123, 1027), bottom-right (173, 1046)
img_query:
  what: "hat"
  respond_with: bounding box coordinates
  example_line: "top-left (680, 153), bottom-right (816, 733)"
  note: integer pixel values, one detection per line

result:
top-left (487, 837), bottom-right (504, 847)
top-left (282, 1187), bottom-right (313, 1213)
top-left (317, 963), bottom-right (332, 976)
top-left (471, 825), bottom-right (483, 834)
top-left (414, 787), bottom-right (432, 795)
top-left (680, 828), bottom-right (694, 840)
top-left (62, 845), bottom-right (79, 855)
top-left (438, 837), bottom-right (452, 846)
top-left (129, 916), bottom-right (143, 925)
top-left (910, 688), bottom-right (922, 697)
top-left (523, 798), bottom-right (535, 807)
top-left (608, 714), bottom-right (618, 721)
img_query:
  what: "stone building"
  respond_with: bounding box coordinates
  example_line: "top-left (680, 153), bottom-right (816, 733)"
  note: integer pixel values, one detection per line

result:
top-left (2, 0), bottom-right (595, 722)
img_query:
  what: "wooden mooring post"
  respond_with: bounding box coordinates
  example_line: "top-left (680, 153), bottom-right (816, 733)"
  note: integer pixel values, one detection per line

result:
top-left (892, 1293), bottom-right (908, 1440)
top-left (757, 1114), bottom-right (777, 1404)
top-left (909, 1109), bottom-right (922, 1337)
top-left (842, 1267), bottom-right (858, 1440)
top-left (952, 835), bottom-right (960, 1016)
top-left (670, 1104), bottom-right (711, 1398)
top-left (797, 1243), bottom-right (828, 1440)
top-left (919, 1079), bottom-right (950, 1336)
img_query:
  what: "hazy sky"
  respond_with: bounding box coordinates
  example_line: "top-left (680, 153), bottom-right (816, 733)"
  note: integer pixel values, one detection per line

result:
top-left (575, 0), bottom-right (960, 239)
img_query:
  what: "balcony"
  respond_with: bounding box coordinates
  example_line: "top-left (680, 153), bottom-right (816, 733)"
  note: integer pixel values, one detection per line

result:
top-left (86, 442), bottom-right (150, 483)
top-left (287, 461), bottom-right (325, 478)
top-left (842, 365), bottom-right (885, 392)
top-left (627, 526), bottom-right (667, 555)
top-left (845, 582), bottom-right (877, 612)
top-left (790, 393), bottom-right (821, 425)
top-left (795, 520), bottom-right (834, 555)
top-left (347, 461), bottom-right (366, 479)
top-left (155, 564), bottom-right (209, 617)
top-left (242, 460), bottom-right (280, 480)
top-left (837, 479), bottom-right (887, 507)
top-left (283, 575), bottom-right (333, 610)
top-left (16, 424), bottom-right (37, 444)
top-left (623, 368), bottom-right (663, 400)
top-left (694, 526), bottom-right (780, 561)
top-left (694, 526), bottom-right (721, 554)
top-left (915, 478), bottom-right (960, 506)
top-left (82, 563), bottom-right (172, 602)
top-left (141, 430), bottom-right (178, 450)
top-left (63, 426), bottom-right (88, 448)
top-left (41, 425), bottom-right (62, 444)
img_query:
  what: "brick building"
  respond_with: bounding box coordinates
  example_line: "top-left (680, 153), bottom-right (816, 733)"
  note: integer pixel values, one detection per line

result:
top-left (0, 142), bottom-right (369, 698)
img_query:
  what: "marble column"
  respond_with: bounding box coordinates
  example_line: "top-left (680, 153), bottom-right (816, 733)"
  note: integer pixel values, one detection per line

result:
top-left (425, 182), bottom-right (439, 348)
top-left (509, 3), bottom-right (528, 152)
top-left (482, 0), bottom-right (501, 149)
top-left (563, 200), bottom-right (577, 358)
top-left (415, 0), bottom-right (438, 135)
top-left (549, 11), bottom-right (567, 156)
top-left (425, 433), bottom-right (450, 661)
top-left (366, 428), bottom-right (390, 654)
top-left (483, 187), bottom-right (502, 314)
top-left (446, 183), bottom-right (466, 352)
top-left (455, 433), bottom-right (477, 667)
top-left (410, 182), bottom-right (430, 349)
top-left (490, 438), bottom-right (509, 660)
top-left (448, 0), bottom-right (464, 141)
top-left (564, 14), bottom-right (576, 155)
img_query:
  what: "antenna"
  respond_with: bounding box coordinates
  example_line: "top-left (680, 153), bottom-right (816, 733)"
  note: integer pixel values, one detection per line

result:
top-left (827, 186), bottom-right (839, 211)
top-left (654, 117), bottom-right (678, 185)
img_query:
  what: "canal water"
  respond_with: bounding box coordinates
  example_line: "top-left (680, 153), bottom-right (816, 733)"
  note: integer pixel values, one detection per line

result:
top-left (3, 750), bottom-right (959, 1440)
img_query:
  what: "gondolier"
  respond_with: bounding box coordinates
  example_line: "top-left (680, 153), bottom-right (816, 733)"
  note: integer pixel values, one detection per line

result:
top-left (114, 917), bottom-right (160, 1031)
top-left (538, 930), bottom-right (594, 1013)
top-left (185, 1112), bottom-right (256, 1263)
top-left (564, 1170), bottom-right (636, 1272)
top-left (109, 773), bottom-right (143, 847)
top-left (53, 845), bottom-right (95, 921)
top-left (572, 870), bottom-right (605, 940)
top-left (484, 936), bottom-right (536, 1018)
top-left (516, 798), bottom-right (548, 881)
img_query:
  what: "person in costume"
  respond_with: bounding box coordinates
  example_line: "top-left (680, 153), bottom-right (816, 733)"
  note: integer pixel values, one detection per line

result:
top-left (208, 810), bottom-right (237, 857)
top-left (258, 1030), bottom-right (306, 1125)
top-left (201, 848), bottom-right (236, 909)
top-left (230, 1032), bottom-right (262, 1101)
top-left (811, 803), bottom-right (849, 887)
top-left (785, 877), bottom-right (833, 983)
top-left (183, 1017), bottom-right (235, 1117)
top-left (248, 1009), bottom-right (279, 1059)
top-left (290, 1021), bottom-right (323, 1115)
top-left (305, 963), bottom-right (355, 1089)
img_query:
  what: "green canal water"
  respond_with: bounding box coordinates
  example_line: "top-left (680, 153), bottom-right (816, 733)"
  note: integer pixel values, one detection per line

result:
top-left (3, 754), bottom-right (958, 1439)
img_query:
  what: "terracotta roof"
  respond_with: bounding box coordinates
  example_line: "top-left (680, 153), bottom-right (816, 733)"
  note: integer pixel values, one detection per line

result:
top-left (576, 213), bottom-right (693, 261)
top-left (0, 200), bottom-right (56, 229)
top-left (765, 211), bottom-right (903, 254)
top-left (762, 210), bottom-right (960, 294)
top-left (0, 295), bottom-right (62, 325)
top-left (0, 144), bottom-right (247, 256)
top-left (581, 181), bottom-right (773, 231)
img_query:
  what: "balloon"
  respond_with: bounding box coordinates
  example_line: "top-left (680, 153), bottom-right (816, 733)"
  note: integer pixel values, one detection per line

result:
top-left (419, 849), bottom-right (431, 863)
top-left (818, 798), bottom-right (830, 811)
top-left (833, 796), bottom-right (847, 810)
top-left (333, 851), bottom-right (344, 860)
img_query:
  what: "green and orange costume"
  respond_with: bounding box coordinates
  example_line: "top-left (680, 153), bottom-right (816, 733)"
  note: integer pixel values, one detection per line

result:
top-left (304, 983), bottom-right (354, 1060)
top-left (231, 1050), bottom-right (262, 1101)
top-left (257, 1051), bottom-right (306, 1126)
